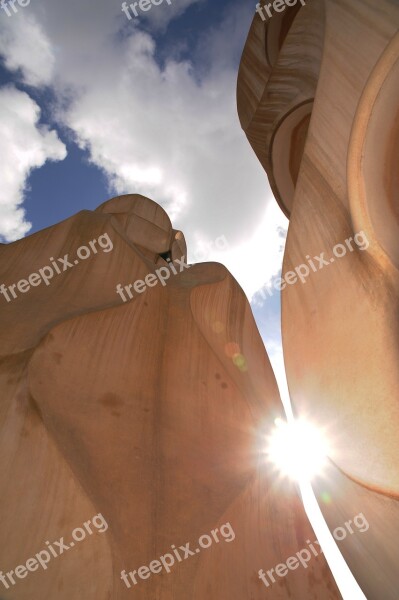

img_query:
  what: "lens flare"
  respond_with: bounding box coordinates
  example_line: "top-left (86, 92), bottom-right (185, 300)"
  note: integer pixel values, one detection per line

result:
top-left (266, 418), bottom-right (330, 482)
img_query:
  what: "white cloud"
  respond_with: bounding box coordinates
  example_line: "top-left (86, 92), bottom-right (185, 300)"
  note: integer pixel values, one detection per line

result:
top-left (0, 13), bottom-right (55, 86)
top-left (216, 202), bottom-right (288, 300)
top-left (0, 86), bottom-right (67, 242)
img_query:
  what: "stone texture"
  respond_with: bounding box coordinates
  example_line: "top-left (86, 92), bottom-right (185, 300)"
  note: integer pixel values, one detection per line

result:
top-left (238, 1), bottom-right (399, 598)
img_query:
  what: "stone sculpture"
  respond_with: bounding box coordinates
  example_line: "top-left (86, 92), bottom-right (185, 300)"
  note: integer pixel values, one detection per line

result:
top-left (237, 1), bottom-right (399, 598)
top-left (0, 195), bottom-right (340, 597)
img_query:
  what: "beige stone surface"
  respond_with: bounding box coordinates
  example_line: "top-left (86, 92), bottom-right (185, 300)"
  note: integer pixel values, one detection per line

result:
top-left (238, 1), bottom-right (399, 598)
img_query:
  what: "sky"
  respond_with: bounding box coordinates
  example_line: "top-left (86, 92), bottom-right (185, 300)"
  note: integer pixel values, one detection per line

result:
top-left (0, 0), bottom-right (365, 597)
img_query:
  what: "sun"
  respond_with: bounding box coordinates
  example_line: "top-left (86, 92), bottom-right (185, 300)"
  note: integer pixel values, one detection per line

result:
top-left (266, 417), bottom-right (330, 482)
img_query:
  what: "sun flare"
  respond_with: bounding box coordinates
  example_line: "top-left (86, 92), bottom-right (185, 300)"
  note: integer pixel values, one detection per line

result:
top-left (266, 418), bottom-right (330, 482)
